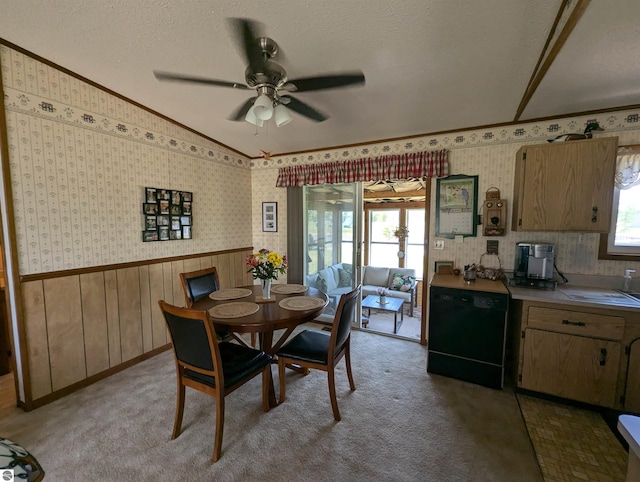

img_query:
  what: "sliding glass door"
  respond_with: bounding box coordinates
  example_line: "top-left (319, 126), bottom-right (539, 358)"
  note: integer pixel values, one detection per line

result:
top-left (303, 183), bottom-right (362, 321)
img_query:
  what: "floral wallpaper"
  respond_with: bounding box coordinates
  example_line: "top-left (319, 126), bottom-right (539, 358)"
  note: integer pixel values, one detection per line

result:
top-left (1, 45), bottom-right (253, 275)
top-left (250, 110), bottom-right (640, 281)
top-left (3, 41), bottom-right (640, 281)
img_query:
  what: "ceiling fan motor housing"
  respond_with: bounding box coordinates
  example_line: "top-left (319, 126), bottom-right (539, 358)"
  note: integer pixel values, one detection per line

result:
top-left (244, 38), bottom-right (288, 89)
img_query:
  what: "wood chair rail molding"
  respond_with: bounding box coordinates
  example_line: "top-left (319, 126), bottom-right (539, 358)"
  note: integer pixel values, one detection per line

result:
top-left (19, 246), bottom-right (253, 282)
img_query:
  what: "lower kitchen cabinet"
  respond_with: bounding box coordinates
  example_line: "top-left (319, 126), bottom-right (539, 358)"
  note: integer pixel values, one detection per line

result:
top-left (512, 299), bottom-right (640, 411)
top-left (521, 328), bottom-right (621, 407)
top-left (625, 336), bottom-right (640, 413)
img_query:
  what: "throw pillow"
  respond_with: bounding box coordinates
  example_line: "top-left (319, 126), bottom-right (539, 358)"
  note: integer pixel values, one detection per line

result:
top-left (390, 273), bottom-right (415, 292)
top-left (317, 274), bottom-right (328, 293)
top-left (338, 267), bottom-right (352, 287)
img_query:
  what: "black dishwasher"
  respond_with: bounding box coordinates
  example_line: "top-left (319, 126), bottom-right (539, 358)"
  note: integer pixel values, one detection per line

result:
top-left (427, 286), bottom-right (509, 389)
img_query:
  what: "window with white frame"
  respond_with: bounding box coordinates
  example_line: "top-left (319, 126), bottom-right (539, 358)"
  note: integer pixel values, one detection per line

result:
top-left (605, 146), bottom-right (640, 257)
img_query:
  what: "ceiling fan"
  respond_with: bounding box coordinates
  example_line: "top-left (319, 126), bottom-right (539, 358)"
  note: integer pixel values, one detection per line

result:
top-left (153, 18), bottom-right (365, 127)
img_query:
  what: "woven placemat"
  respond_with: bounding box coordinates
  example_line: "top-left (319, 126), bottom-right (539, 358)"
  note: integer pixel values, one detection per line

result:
top-left (209, 288), bottom-right (253, 301)
top-left (209, 302), bottom-right (259, 318)
top-left (279, 296), bottom-right (326, 311)
top-left (270, 284), bottom-right (309, 294)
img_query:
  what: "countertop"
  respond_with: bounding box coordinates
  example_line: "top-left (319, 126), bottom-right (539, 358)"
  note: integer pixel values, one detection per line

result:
top-left (618, 415), bottom-right (640, 459)
top-left (431, 274), bottom-right (640, 312)
top-left (508, 284), bottom-right (640, 313)
top-left (430, 274), bottom-right (509, 295)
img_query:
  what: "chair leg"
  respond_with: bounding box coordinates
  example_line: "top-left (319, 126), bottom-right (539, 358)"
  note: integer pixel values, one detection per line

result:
top-left (172, 382), bottom-right (185, 439)
top-left (262, 366), bottom-right (271, 412)
top-left (327, 368), bottom-right (341, 421)
top-left (345, 343), bottom-right (356, 391)
top-left (212, 394), bottom-right (225, 462)
top-left (251, 333), bottom-right (256, 347)
top-left (278, 358), bottom-right (287, 403)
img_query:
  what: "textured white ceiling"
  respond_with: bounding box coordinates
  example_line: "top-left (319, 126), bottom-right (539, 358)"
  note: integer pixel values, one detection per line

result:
top-left (2, 0), bottom-right (639, 158)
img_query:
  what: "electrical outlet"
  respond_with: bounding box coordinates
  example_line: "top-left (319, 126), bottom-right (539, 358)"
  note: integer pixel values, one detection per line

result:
top-left (434, 240), bottom-right (445, 250)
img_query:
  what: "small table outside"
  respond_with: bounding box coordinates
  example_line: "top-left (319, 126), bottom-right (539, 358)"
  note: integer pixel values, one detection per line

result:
top-left (361, 295), bottom-right (404, 334)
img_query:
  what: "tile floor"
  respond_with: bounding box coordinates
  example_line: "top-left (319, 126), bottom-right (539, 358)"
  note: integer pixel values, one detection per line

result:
top-left (517, 394), bottom-right (628, 482)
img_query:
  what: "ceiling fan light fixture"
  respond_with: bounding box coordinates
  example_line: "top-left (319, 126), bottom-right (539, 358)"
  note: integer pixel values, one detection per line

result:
top-left (245, 106), bottom-right (264, 127)
top-left (274, 104), bottom-right (292, 127)
top-left (252, 93), bottom-right (273, 120)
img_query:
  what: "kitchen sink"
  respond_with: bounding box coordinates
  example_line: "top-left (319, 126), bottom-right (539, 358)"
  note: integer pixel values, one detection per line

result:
top-left (559, 288), bottom-right (640, 307)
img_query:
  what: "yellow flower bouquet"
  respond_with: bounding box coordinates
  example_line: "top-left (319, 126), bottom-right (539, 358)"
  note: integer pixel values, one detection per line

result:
top-left (246, 249), bottom-right (288, 280)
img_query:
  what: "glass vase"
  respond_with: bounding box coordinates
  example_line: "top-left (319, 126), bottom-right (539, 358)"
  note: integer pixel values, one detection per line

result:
top-left (261, 278), bottom-right (272, 299)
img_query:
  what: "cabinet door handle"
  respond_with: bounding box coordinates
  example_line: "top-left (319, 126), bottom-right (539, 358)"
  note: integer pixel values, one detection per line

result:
top-left (562, 319), bottom-right (586, 327)
top-left (600, 348), bottom-right (607, 366)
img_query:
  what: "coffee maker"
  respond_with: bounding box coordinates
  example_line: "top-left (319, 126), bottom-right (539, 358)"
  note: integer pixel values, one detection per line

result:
top-left (515, 242), bottom-right (555, 280)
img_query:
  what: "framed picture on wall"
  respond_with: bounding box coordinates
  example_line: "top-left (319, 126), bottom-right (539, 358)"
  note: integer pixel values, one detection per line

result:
top-left (142, 231), bottom-right (158, 242)
top-left (159, 226), bottom-right (170, 241)
top-left (434, 260), bottom-right (454, 274)
top-left (159, 200), bottom-right (170, 214)
top-left (435, 174), bottom-right (478, 238)
top-left (262, 202), bottom-right (278, 232)
top-left (145, 215), bottom-right (157, 231)
top-left (142, 186), bottom-right (194, 243)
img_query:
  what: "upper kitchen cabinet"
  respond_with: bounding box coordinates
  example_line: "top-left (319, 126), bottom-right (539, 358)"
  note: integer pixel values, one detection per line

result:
top-left (512, 137), bottom-right (618, 232)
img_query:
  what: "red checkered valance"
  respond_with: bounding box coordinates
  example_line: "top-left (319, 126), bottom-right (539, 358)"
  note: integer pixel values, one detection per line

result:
top-left (275, 149), bottom-right (449, 187)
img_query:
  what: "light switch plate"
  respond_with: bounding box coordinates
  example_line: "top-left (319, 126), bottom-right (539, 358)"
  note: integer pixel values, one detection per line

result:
top-left (434, 240), bottom-right (445, 250)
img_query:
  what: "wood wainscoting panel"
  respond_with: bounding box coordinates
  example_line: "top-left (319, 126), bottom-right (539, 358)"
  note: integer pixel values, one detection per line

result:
top-left (182, 257), bottom-right (201, 278)
top-left (162, 262), bottom-right (174, 305)
top-left (21, 280), bottom-right (52, 399)
top-left (170, 260), bottom-right (186, 307)
top-left (200, 255), bottom-right (214, 270)
top-left (234, 251), bottom-right (247, 287)
top-left (43, 276), bottom-right (87, 391)
top-left (79, 272), bottom-right (110, 377)
top-left (16, 249), bottom-right (253, 407)
top-left (104, 270), bottom-right (122, 367)
top-left (117, 267), bottom-right (143, 363)
top-left (217, 254), bottom-right (231, 288)
top-left (138, 266), bottom-right (153, 354)
top-left (149, 263), bottom-right (167, 349)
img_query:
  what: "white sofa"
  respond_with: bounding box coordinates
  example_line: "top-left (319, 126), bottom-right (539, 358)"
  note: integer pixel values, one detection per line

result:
top-left (305, 263), bottom-right (418, 316)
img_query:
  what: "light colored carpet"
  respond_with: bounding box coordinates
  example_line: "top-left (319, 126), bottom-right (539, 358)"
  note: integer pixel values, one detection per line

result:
top-left (0, 325), bottom-right (542, 481)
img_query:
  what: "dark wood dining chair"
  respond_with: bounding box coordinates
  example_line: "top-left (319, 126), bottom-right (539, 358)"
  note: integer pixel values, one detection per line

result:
top-left (276, 284), bottom-right (361, 421)
top-left (180, 266), bottom-right (255, 346)
top-left (158, 300), bottom-right (272, 462)
top-left (180, 266), bottom-right (221, 308)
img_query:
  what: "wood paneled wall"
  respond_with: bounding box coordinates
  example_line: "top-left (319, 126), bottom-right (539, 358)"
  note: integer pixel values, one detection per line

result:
top-left (20, 249), bottom-right (254, 405)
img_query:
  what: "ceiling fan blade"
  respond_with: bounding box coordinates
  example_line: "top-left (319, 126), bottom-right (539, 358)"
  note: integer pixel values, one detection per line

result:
top-left (227, 97), bottom-right (256, 121)
top-left (154, 71), bottom-right (249, 89)
top-left (284, 71), bottom-right (365, 92)
top-left (280, 95), bottom-right (328, 122)
top-left (228, 18), bottom-right (266, 74)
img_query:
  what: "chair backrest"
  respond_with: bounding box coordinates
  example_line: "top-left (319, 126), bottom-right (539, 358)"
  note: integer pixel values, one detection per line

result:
top-left (158, 300), bottom-right (221, 376)
top-left (330, 284), bottom-right (361, 358)
top-left (180, 266), bottom-right (220, 308)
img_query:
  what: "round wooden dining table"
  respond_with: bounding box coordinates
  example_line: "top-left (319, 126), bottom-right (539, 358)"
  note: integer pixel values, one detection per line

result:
top-left (192, 284), bottom-right (328, 409)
